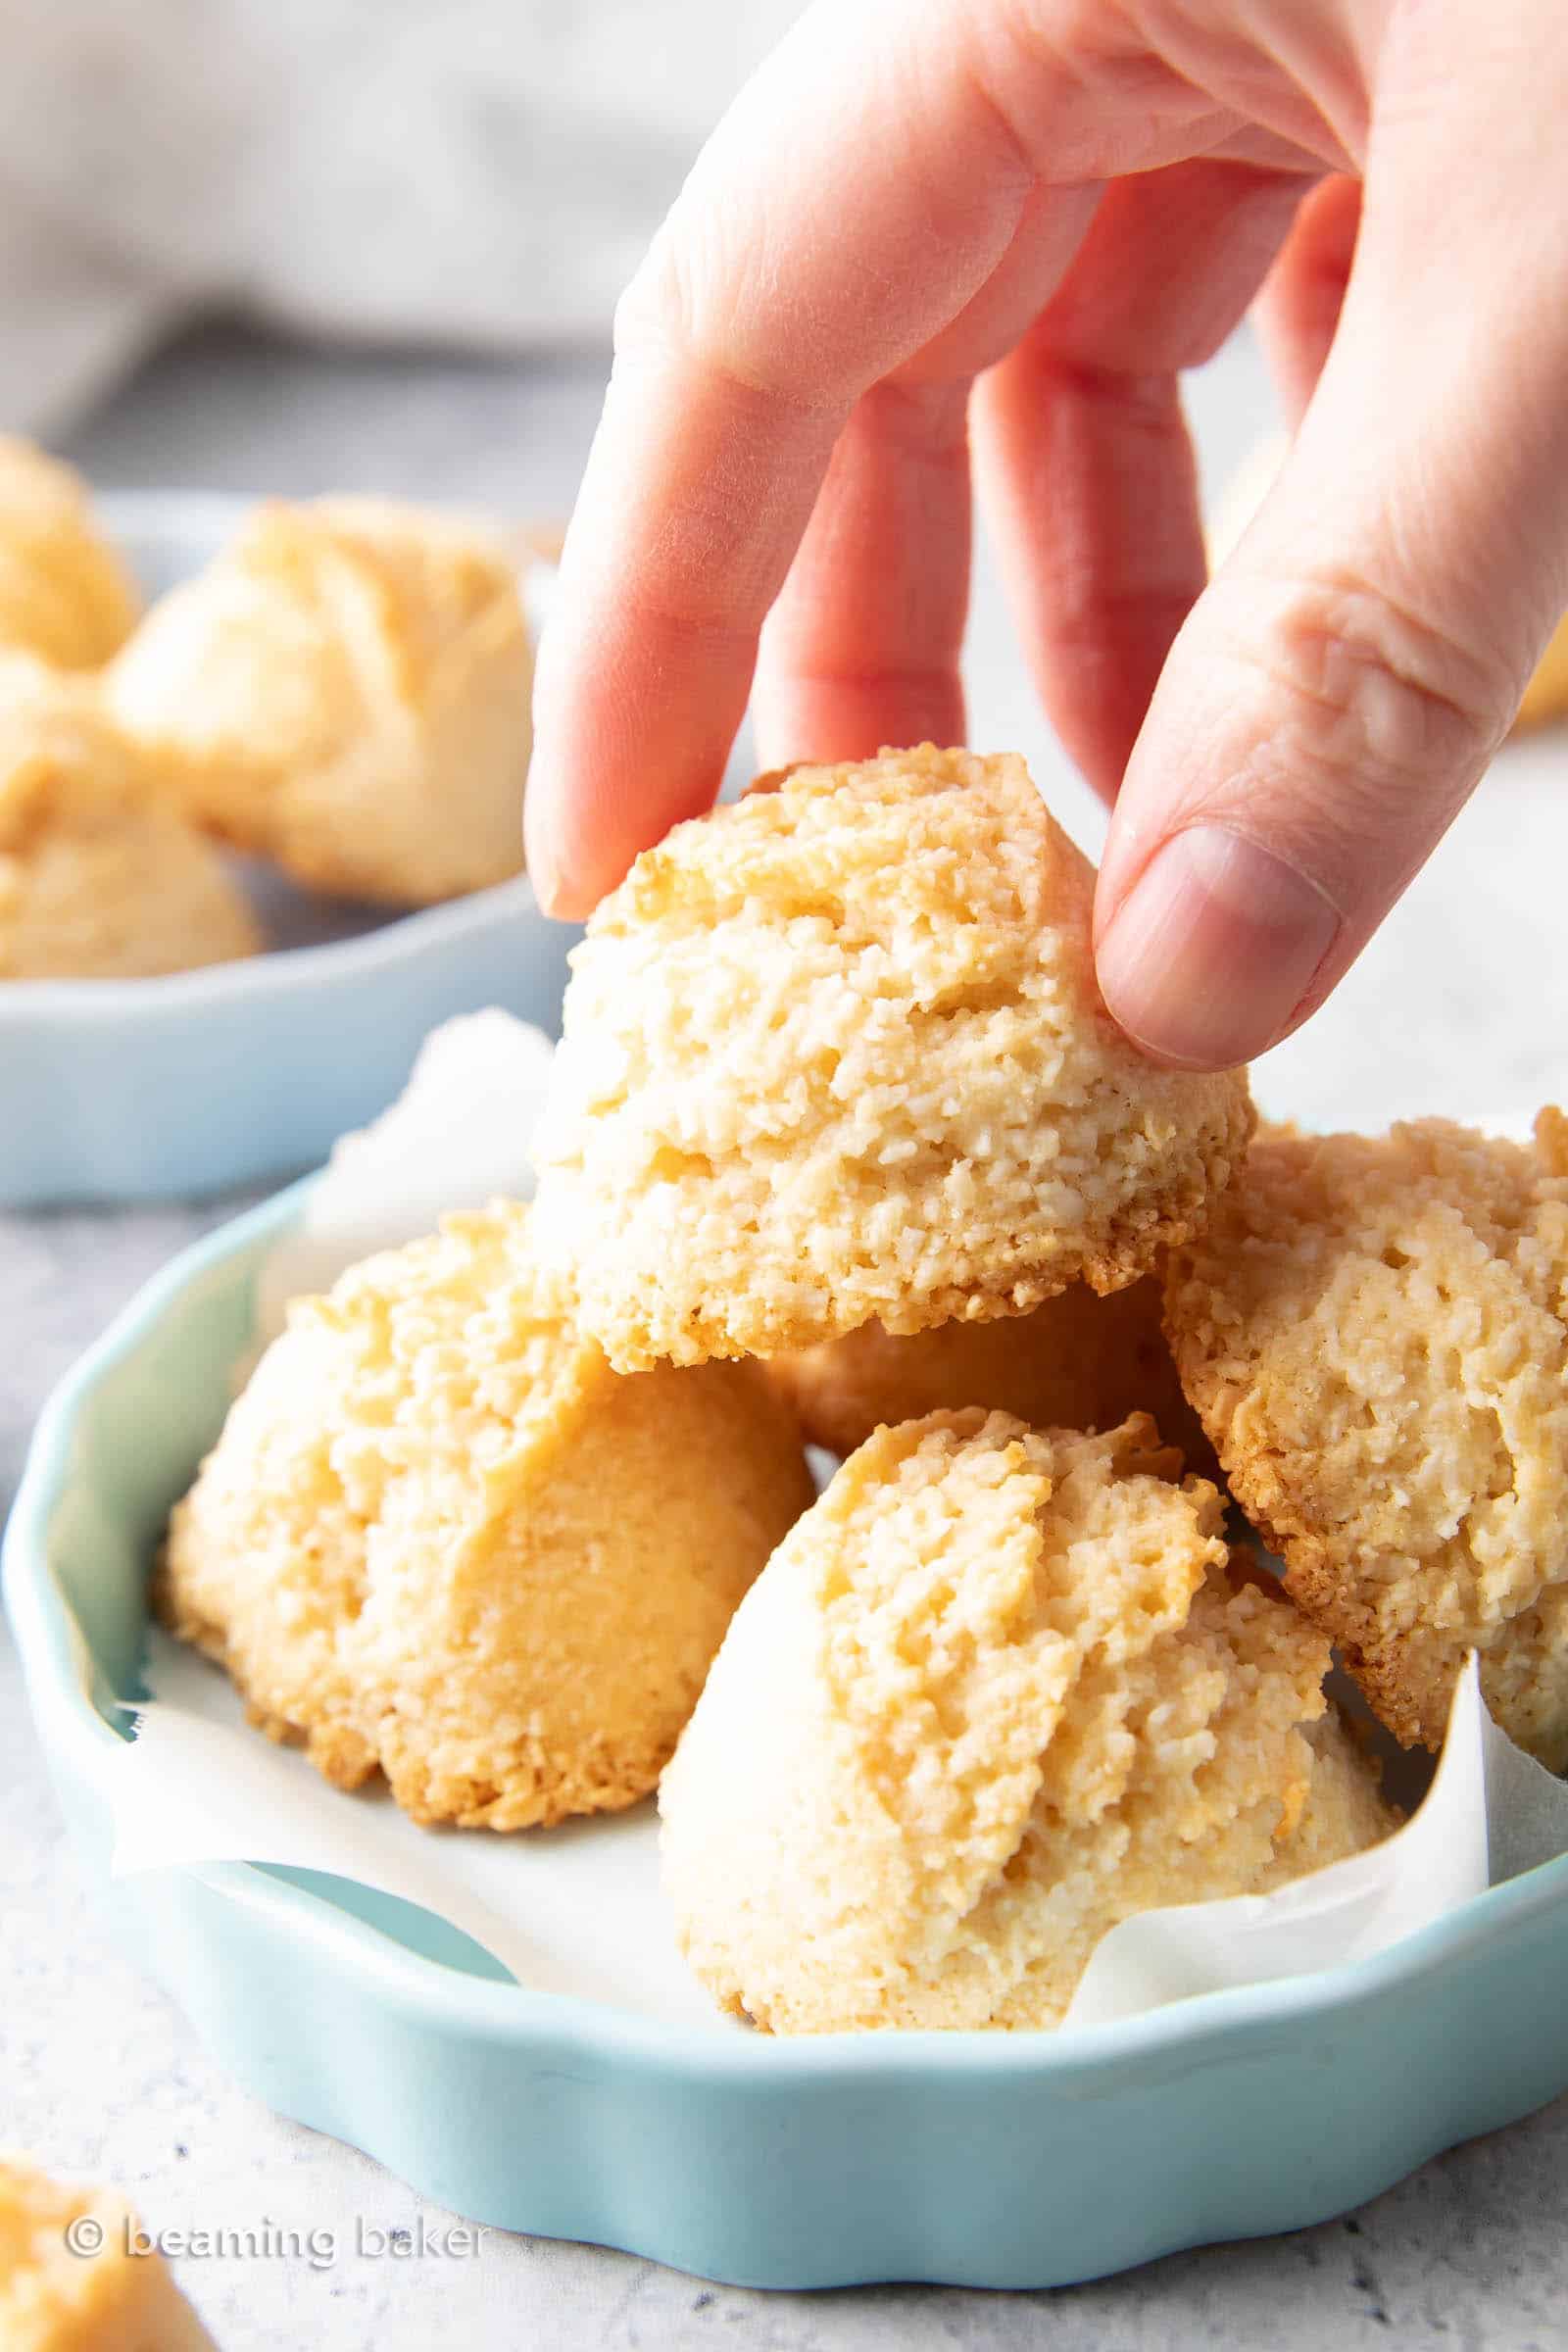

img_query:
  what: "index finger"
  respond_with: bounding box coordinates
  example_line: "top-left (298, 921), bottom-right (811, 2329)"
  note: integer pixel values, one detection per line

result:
top-left (523, 0), bottom-right (1212, 914)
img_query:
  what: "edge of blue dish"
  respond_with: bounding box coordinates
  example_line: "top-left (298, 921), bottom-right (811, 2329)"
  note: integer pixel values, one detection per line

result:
top-left (0, 874), bottom-right (578, 1204)
top-left (0, 871), bottom-right (545, 1024)
top-left (9, 1190), bottom-right (1568, 2286)
top-left (0, 870), bottom-right (552, 1025)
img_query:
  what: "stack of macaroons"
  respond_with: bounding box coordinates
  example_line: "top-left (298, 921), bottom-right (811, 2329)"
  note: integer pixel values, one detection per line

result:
top-left (522, 747), bottom-right (1400, 2029)
top-left (165, 745), bottom-right (1274, 1914)
top-left (168, 742), bottom-right (1568, 2034)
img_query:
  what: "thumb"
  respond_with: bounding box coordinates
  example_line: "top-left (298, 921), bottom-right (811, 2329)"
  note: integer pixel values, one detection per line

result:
top-left (1094, 13), bottom-right (1568, 1070)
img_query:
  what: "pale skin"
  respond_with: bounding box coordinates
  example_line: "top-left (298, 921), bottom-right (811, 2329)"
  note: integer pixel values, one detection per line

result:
top-left (524, 0), bottom-right (1568, 1071)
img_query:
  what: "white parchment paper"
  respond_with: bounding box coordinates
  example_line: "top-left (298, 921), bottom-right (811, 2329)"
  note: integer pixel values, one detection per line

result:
top-left (252, 1007), bottom-right (556, 1348)
top-left (114, 1017), bottom-right (1568, 2034)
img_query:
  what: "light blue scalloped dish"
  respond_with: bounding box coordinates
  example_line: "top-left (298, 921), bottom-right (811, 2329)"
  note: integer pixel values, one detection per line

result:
top-left (0, 491), bottom-right (580, 1205)
top-left (9, 1184), bottom-right (1568, 2288)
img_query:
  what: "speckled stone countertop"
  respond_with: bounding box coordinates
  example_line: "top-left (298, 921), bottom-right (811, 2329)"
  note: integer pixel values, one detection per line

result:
top-left (2, 323), bottom-right (1566, 2351)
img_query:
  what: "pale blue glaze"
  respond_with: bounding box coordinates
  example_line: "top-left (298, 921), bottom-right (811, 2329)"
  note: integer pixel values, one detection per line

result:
top-left (8, 1190), bottom-right (1568, 2288)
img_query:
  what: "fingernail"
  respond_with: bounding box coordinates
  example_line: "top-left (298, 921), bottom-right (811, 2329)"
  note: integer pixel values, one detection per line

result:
top-left (523, 805), bottom-right (580, 921)
top-left (524, 835), bottom-right (558, 914)
top-left (1095, 824), bottom-right (1341, 1068)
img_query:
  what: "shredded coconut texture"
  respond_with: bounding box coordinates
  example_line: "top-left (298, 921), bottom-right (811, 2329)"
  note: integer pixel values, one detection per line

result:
top-left (0, 436), bottom-right (141, 671)
top-left (1165, 1112), bottom-right (1568, 1766)
top-left (105, 496), bottom-right (533, 905)
top-left (0, 2155), bottom-right (216, 2349)
top-left (0, 656), bottom-right (261, 978)
top-left (660, 1409), bottom-right (1392, 2033)
top-left (531, 747), bottom-right (1253, 1370)
top-left (162, 1203), bottom-right (813, 1828)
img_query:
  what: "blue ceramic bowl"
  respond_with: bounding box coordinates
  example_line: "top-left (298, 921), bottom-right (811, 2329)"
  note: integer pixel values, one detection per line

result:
top-left (0, 491), bottom-right (579, 1206)
top-left (9, 1186), bottom-right (1568, 2289)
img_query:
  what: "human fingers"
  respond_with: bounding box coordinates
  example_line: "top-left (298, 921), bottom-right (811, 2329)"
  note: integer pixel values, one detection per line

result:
top-left (750, 181), bottom-right (1102, 769)
top-left (523, 1), bottom-right (1227, 914)
top-left (1095, 2), bottom-right (1568, 1070)
top-left (971, 157), bottom-right (1309, 800)
top-left (748, 376), bottom-right (974, 769)
top-left (1252, 172), bottom-right (1362, 424)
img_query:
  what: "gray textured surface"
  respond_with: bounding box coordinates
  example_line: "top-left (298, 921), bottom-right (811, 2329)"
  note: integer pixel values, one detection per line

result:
top-left (2, 322), bottom-right (1567, 2348)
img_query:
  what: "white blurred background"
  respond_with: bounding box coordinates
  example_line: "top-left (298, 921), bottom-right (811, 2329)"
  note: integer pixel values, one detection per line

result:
top-left (0, 0), bottom-right (800, 429)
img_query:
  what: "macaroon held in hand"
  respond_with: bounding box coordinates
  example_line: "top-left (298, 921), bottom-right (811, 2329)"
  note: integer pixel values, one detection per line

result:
top-left (524, 0), bottom-right (1568, 1071)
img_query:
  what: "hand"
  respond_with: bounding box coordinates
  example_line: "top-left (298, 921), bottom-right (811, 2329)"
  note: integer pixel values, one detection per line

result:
top-left (524, 0), bottom-right (1568, 1070)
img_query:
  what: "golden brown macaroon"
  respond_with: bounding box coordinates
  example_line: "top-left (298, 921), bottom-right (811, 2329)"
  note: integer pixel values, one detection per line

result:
top-left (1164, 1112), bottom-right (1568, 1767)
top-left (768, 1276), bottom-right (1215, 1470)
top-left (660, 1410), bottom-right (1393, 2034)
top-left (0, 438), bottom-right (141, 671)
top-left (1515, 609), bottom-right (1568, 730)
top-left (1268, 1711), bottom-right (1401, 1881)
top-left (0, 2154), bottom-right (216, 2351)
top-left (530, 747), bottom-right (1252, 1371)
top-left (0, 656), bottom-right (261, 980)
top-left (104, 496), bottom-right (533, 905)
top-left (162, 1201), bottom-right (814, 1829)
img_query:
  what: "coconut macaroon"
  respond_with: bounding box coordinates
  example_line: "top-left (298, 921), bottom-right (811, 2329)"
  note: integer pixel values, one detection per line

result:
top-left (0, 2154), bottom-right (216, 2351)
top-left (530, 748), bottom-right (1252, 1371)
top-left (0, 437), bottom-right (141, 671)
top-left (1165, 1113), bottom-right (1568, 1768)
top-left (162, 1202), bottom-right (813, 1829)
top-left (0, 656), bottom-right (261, 980)
top-left (768, 1276), bottom-right (1214, 1469)
top-left (660, 1410), bottom-right (1393, 2034)
top-left (1515, 607), bottom-right (1568, 730)
top-left (1284, 1711), bottom-right (1403, 1878)
top-left (104, 496), bottom-right (533, 905)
